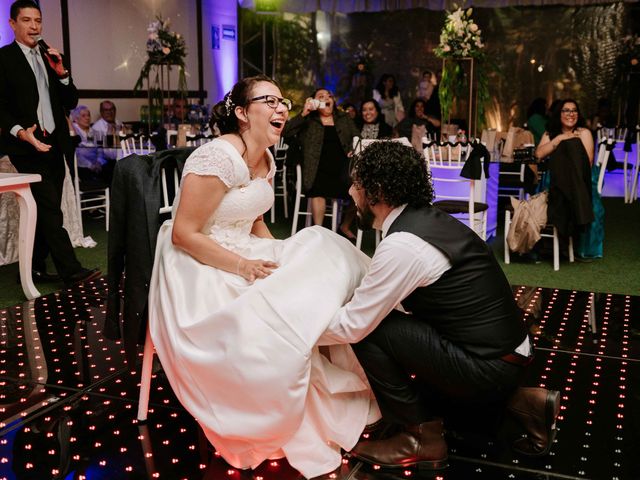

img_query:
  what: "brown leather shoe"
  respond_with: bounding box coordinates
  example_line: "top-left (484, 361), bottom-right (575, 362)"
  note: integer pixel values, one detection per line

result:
top-left (350, 419), bottom-right (448, 470)
top-left (507, 387), bottom-right (560, 456)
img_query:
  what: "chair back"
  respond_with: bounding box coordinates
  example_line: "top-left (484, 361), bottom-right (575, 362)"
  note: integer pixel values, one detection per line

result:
top-left (72, 152), bottom-right (110, 230)
top-left (120, 134), bottom-right (156, 156)
top-left (424, 139), bottom-right (471, 166)
top-left (596, 138), bottom-right (614, 194)
top-left (165, 129), bottom-right (178, 148)
top-left (430, 163), bottom-right (477, 207)
top-left (274, 138), bottom-right (289, 161)
top-left (185, 133), bottom-right (215, 147)
top-left (429, 157), bottom-right (487, 238)
top-left (160, 164), bottom-right (181, 217)
top-left (352, 136), bottom-right (412, 155)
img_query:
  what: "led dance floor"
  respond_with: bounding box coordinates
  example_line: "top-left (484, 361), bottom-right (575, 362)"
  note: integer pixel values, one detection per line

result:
top-left (0, 278), bottom-right (638, 479)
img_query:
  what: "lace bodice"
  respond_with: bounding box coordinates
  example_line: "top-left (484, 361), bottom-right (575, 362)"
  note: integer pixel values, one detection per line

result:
top-left (177, 138), bottom-right (275, 250)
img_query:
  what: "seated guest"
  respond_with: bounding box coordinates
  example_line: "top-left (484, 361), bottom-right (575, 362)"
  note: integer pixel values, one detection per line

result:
top-left (70, 105), bottom-right (93, 143)
top-left (357, 99), bottom-right (393, 140)
top-left (90, 100), bottom-right (123, 149)
top-left (536, 99), bottom-right (603, 260)
top-left (416, 70), bottom-right (437, 102)
top-left (166, 96), bottom-right (188, 128)
top-left (340, 102), bottom-right (358, 122)
top-left (396, 98), bottom-right (440, 141)
top-left (373, 74), bottom-right (405, 128)
top-left (71, 105), bottom-right (114, 185)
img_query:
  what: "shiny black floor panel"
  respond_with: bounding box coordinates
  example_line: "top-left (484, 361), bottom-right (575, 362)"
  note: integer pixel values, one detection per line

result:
top-left (0, 282), bottom-right (638, 480)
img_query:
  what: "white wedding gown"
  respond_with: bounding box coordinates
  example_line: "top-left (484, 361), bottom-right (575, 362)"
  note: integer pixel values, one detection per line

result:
top-left (148, 138), bottom-right (376, 478)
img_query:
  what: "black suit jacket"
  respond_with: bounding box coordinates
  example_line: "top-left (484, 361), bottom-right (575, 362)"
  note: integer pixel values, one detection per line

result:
top-left (105, 148), bottom-right (194, 368)
top-left (0, 41), bottom-right (78, 155)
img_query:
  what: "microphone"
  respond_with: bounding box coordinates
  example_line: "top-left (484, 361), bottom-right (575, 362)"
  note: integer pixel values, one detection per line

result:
top-left (36, 37), bottom-right (60, 63)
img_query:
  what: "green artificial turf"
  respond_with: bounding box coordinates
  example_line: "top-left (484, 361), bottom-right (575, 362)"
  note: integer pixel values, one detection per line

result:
top-left (0, 197), bottom-right (637, 310)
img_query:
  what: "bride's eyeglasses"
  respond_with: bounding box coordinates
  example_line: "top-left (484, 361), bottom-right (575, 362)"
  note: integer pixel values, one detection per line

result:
top-left (250, 95), bottom-right (293, 111)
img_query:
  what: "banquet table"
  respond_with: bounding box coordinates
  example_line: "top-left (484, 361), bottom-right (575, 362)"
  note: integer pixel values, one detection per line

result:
top-left (0, 155), bottom-right (94, 267)
top-left (0, 172), bottom-right (41, 299)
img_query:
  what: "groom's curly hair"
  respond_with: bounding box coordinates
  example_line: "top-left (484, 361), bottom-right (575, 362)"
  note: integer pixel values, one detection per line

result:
top-left (351, 141), bottom-right (433, 208)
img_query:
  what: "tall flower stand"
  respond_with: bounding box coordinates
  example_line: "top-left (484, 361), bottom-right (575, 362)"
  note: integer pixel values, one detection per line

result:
top-left (440, 57), bottom-right (479, 139)
top-left (144, 63), bottom-right (175, 135)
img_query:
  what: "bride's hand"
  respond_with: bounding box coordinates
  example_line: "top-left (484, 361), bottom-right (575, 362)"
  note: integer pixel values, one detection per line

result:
top-left (236, 258), bottom-right (278, 282)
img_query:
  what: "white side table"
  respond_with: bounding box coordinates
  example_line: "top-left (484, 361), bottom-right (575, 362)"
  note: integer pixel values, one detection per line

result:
top-left (0, 173), bottom-right (42, 299)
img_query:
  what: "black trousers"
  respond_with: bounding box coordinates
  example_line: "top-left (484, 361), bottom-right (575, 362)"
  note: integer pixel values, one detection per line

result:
top-left (352, 310), bottom-right (527, 426)
top-left (10, 141), bottom-right (82, 280)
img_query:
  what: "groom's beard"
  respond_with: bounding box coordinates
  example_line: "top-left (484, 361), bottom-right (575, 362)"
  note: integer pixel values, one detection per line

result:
top-left (355, 202), bottom-right (375, 231)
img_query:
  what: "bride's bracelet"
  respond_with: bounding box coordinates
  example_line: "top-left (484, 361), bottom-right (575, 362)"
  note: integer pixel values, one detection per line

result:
top-left (236, 258), bottom-right (244, 276)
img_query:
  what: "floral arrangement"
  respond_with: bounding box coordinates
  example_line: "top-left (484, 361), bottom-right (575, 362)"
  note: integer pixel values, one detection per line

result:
top-left (434, 7), bottom-right (484, 59)
top-left (134, 16), bottom-right (187, 91)
top-left (352, 42), bottom-right (375, 72)
top-left (434, 6), bottom-right (489, 134)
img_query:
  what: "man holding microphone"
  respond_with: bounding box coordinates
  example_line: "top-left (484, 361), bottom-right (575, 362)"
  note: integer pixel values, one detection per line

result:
top-left (0, 0), bottom-right (100, 285)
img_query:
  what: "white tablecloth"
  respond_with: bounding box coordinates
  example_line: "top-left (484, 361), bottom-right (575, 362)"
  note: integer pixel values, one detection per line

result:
top-left (0, 155), bottom-right (95, 266)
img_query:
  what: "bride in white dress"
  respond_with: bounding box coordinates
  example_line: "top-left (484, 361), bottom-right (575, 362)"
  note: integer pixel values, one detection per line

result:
top-left (148, 75), bottom-right (379, 478)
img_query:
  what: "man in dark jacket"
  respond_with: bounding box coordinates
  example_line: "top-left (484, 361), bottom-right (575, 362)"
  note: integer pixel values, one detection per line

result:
top-left (321, 141), bottom-right (560, 471)
top-left (0, 0), bottom-right (99, 284)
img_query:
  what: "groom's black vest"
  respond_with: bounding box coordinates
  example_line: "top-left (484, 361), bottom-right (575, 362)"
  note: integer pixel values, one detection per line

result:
top-left (387, 206), bottom-right (527, 359)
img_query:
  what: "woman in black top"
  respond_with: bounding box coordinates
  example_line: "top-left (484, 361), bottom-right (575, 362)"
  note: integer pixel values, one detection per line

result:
top-left (357, 99), bottom-right (393, 140)
top-left (283, 88), bottom-right (359, 237)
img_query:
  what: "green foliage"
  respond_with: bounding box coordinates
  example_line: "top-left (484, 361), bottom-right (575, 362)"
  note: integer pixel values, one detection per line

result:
top-left (435, 7), bottom-right (490, 130)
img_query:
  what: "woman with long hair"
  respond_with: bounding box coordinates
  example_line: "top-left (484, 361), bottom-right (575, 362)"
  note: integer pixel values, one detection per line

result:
top-left (536, 99), bottom-right (604, 260)
top-left (372, 73), bottom-right (405, 127)
top-left (149, 75), bottom-right (378, 478)
top-left (284, 87), bottom-right (360, 238)
top-left (357, 98), bottom-right (393, 139)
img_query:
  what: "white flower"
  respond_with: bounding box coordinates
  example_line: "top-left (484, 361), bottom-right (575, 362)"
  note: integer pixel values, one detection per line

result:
top-left (443, 45), bottom-right (451, 52)
top-left (469, 23), bottom-right (478, 32)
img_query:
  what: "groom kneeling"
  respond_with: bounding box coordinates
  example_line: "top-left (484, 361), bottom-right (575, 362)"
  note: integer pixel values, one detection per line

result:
top-left (320, 141), bottom-right (560, 470)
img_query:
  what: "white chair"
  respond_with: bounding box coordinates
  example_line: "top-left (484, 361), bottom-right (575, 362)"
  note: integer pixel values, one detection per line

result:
top-left (426, 142), bottom-right (488, 240)
top-left (290, 164), bottom-right (340, 236)
top-left (165, 129), bottom-right (178, 149)
top-left (596, 138), bottom-right (614, 195)
top-left (120, 134), bottom-right (156, 156)
top-left (430, 164), bottom-right (488, 240)
top-left (625, 127), bottom-right (639, 204)
top-left (138, 162), bottom-right (181, 422)
top-left (270, 138), bottom-right (289, 223)
top-left (72, 153), bottom-right (109, 231)
top-left (186, 133), bottom-right (215, 147)
top-left (504, 206), bottom-right (574, 271)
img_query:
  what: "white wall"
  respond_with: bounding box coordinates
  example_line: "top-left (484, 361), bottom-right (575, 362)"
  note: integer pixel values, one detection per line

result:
top-left (0, 0), bottom-right (238, 123)
top-left (202, 0), bottom-right (238, 104)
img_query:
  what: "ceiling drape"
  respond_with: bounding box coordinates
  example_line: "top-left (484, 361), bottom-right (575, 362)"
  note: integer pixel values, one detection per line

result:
top-left (240, 0), bottom-right (634, 13)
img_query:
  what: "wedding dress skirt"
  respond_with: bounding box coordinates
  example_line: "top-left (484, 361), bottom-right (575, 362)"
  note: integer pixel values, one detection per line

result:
top-left (148, 139), bottom-right (375, 478)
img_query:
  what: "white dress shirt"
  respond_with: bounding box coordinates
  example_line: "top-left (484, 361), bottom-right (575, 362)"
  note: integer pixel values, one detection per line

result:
top-left (10, 41), bottom-right (69, 137)
top-left (321, 204), bottom-right (531, 356)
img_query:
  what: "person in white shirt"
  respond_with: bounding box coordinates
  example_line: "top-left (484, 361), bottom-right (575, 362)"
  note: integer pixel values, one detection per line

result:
top-left (90, 100), bottom-right (123, 158)
top-left (319, 141), bottom-right (561, 471)
top-left (90, 100), bottom-right (122, 136)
